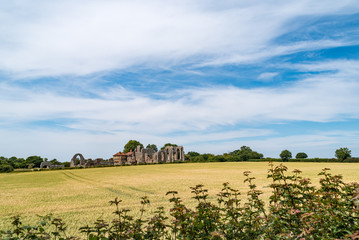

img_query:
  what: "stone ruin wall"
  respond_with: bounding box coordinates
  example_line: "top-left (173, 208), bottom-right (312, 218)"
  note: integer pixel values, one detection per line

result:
top-left (129, 145), bottom-right (184, 165)
top-left (69, 146), bottom-right (185, 168)
top-left (70, 153), bottom-right (113, 168)
top-left (40, 162), bottom-right (65, 169)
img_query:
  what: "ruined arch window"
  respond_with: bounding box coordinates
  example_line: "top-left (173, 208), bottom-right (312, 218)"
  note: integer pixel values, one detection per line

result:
top-left (177, 149), bottom-right (180, 159)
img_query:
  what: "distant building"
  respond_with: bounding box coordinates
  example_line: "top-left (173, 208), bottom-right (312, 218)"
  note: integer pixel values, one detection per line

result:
top-left (113, 152), bottom-right (127, 165)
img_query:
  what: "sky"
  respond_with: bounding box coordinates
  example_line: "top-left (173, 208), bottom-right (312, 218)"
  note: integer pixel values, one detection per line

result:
top-left (1, 0), bottom-right (359, 161)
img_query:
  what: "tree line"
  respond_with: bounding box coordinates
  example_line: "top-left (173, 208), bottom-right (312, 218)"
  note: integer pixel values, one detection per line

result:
top-left (0, 156), bottom-right (65, 173)
top-left (186, 146), bottom-right (355, 163)
top-left (0, 141), bottom-right (356, 173)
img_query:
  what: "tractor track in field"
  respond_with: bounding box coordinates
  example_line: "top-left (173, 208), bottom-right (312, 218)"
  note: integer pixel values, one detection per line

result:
top-left (63, 172), bottom-right (96, 183)
top-left (62, 172), bottom-right (132, 197)
top-left (125, 186), bottom-right (154, 195)
top-left (62, 172), bottom-right (154, 195)
top-left (61, 172), bottom-right (153, 197)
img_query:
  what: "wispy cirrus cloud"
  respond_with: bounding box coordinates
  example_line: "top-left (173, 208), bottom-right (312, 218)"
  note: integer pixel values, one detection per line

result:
top-left (1, 1), bottom-right (359, 160)
top-left (258, 72), bottom-right (279, 81)
top-left (1, 59), bottom-right (359, 133)
top-left (0, 0), bottom-right (358, 77)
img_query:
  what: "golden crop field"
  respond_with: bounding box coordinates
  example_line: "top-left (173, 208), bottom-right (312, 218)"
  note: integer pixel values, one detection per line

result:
top-left (1, 162), bottom-right (359, 234)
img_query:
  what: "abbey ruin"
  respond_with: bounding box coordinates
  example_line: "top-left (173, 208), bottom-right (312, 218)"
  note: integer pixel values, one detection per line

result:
top-left (70, 153), bottom-right (113, 167)
top-left (69, 145), bottom-right (185, 167)
top-left (113, 145), bottom-right (185, 165)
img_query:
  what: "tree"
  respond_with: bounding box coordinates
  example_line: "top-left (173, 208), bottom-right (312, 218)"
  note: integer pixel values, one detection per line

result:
top-left (8, 156), bottom-right (27, 168)
top-left (123, 140), bottom-right (143, 153)
top-left (161, 143), bottom-right (178, 150)
top-left (335, 147), bottom-right (351, 161)
top-left (146, 144), bottom-right (158, 152)
top-left (26, 156), bottom-right (43, 168)
top-left (63, 162), bottom-right (71, 168)
top-left (295, 152), bottom-right (308, 159)
top-left (192, 155), bottom-right (205, 162)
top-left (202, 153), bottom-right (215, 162)
top-left (0, 156), bottom-right (9, 165)
top-left (187, 151), bottom-right (200, 157)
top-left (0, 164), bottom-right (13, 173)
top-left (213, 155), bottom-right (226, 162)
top-left (249, 151), bottom-right (264, 159)
top-left (280, 150), bottom-right (292, 162)
top-left (50, 159), bottom-right (62, 165)
top-left (185, 152), bottom-right (200, 162)
top-left (229, 146), bottom-right (263, 161)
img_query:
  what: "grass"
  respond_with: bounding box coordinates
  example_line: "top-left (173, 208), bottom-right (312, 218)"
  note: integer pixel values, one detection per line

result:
top-left (1, 162), bottom-right (359, 234)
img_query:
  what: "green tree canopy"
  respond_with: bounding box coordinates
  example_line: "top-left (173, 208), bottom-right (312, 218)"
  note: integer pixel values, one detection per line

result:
top-left (161, 143), bottom-right (178, 150)
top-left (146, 144), bottom-right (158, 152)
top-left (50, 158), bottom-right (62, 165)
top-left (335, 147), bottom-right (351, 161)
top-left (0, 164), bottom-right (13, 173)
top-left (295, 152), bottom-right (308, 159)
top-left (280, 150), bottom-right (292, 162)
top-left (187, 151), bottom-right (200, 158)
top-left (26, 156), bottom-right (44, 168)
top-left (229, 146), bottom-right (263, 161)
top-left (192, 155), bottom-right (205, 162)
top-left (123, 140), bottom-right (143, 153)
top-left (7, 156), bottom-right (27, 168)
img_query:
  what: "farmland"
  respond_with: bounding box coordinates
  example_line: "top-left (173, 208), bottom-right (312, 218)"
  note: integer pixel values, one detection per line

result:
top-left (1, 162), bottom-right (359, 234)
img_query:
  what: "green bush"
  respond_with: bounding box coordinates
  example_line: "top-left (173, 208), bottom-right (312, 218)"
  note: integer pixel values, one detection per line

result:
top-left (13, 168), bottom-right (33, 172)
top-left (335, 147), bottom-right (352, 161)
top-left (344, 158), bottom-right (359, 162)
top-left (295, 152), bottom-right (308, 159)
top-left (280, 149), bottom-right (292, 162)
top-left (1, 163), bottom-right (359, 239)
top-left (0, 164), bottom-right (14, 173)
top-left (249, 158), bottom-right (357, 163)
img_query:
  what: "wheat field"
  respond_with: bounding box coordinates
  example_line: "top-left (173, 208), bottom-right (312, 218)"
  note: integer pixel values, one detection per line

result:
top-left (1, 162), bottom-right (359, 234)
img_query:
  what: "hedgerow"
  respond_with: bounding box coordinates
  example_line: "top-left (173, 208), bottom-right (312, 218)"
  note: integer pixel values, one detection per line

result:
top-left (0, 164), bottom-right (14, 173)
top-left (1, 163), bottom-right (359, 239)
top-left (248, 158), bottom-right (359, 162)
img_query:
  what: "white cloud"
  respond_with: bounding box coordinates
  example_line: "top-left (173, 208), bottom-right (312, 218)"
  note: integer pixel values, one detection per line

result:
top-left (199, 39), bottom-right (351, 67)
top-left (0, 0), bottom-right (358, 77)
top-left (1, 1), bottom-right (359, 159)
top-left (1, 59), bottom-right (359, 137)
top-left (258, 72), bottom-right (279, 81)
top-left (0, 79), bottom-right (354, 135)
top-left (290, 60), bottom-right (359, 75)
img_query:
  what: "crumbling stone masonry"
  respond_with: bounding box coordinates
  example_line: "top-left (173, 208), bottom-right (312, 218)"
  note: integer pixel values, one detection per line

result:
top-left (70, 153), bottom-right (113, 167)
top-left (113, 145), bottom-right (184, 165)
top-left (40, 162), bottom-right (65, 169)
top-left (69, 145), bottom-right (185, 168)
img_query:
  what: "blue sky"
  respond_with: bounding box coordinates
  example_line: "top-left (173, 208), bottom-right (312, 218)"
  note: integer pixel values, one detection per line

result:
top-left (1, 0), bottom-right (359, 161)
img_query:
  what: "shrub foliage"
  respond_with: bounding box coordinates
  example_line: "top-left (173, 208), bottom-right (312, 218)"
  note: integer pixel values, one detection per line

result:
top-left (280, 150), bottom-right (292, 162)
top-left (1, 163), bottom-right (359, 239)
top-left (295, 152), bottom-right (308, 159)
top-left (335, 147), bottom-right (352, 161)
top-left (0, 164), bottom-right (14, 173)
